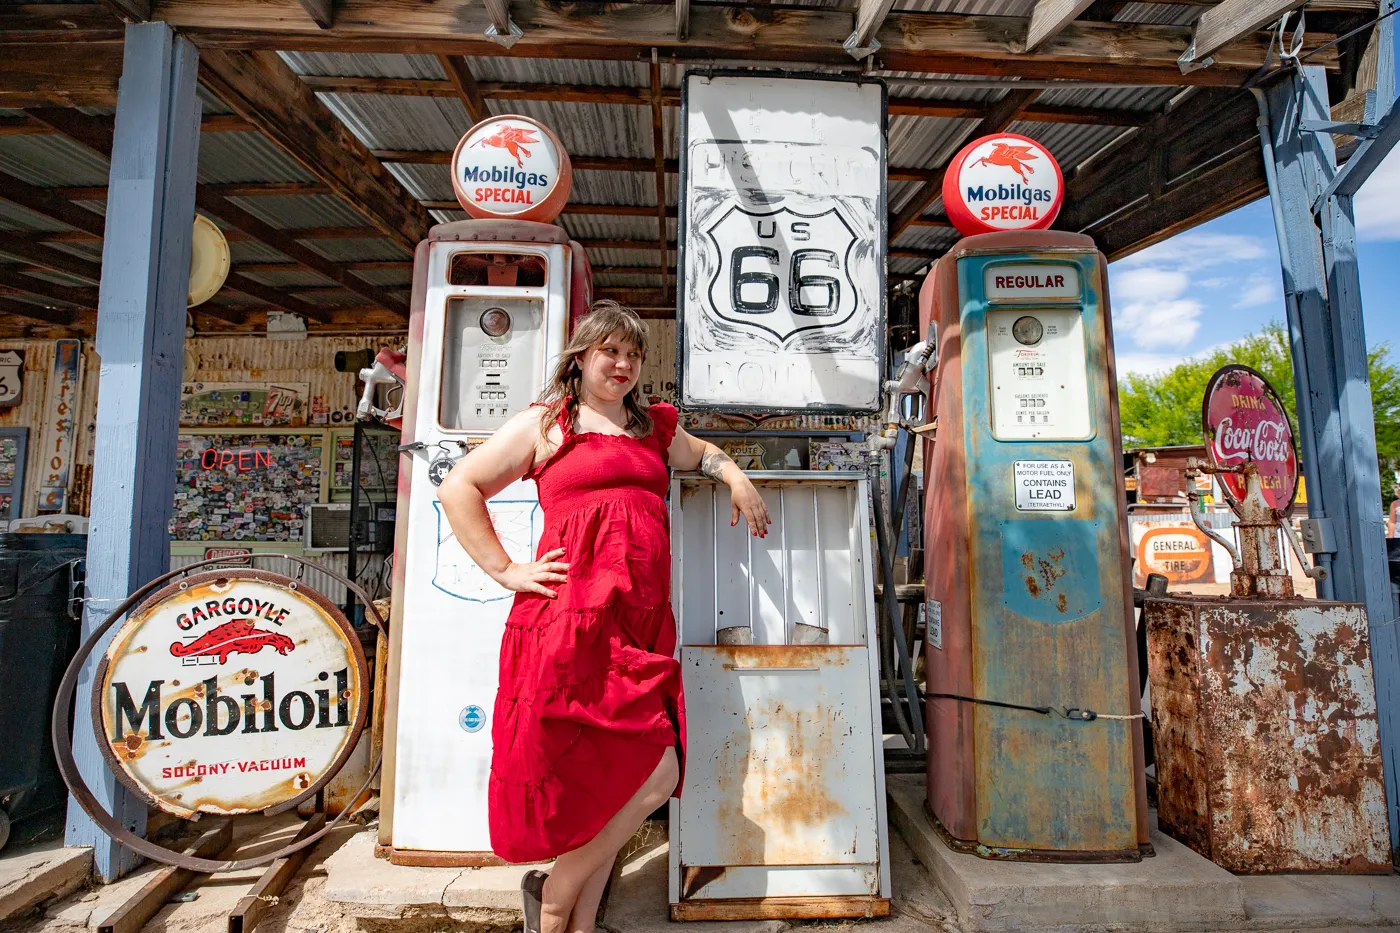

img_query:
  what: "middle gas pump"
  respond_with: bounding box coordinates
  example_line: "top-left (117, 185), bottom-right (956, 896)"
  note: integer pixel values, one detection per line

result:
top-left (379, 116), bottom-right (594, 864)
top-left (920, 135), bottom-right (1151, 860)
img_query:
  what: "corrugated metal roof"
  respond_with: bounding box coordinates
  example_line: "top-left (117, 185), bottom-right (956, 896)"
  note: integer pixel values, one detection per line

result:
top-left (467, 57), bottom-right (650, 88)
top-left (317, 93), bottom-right (470, 151)
top-left (556, 214), bottom-right (666, 241)
top-left (0, 133), bottom-right (109, 186)
top-left (386, 162), bottom-right (455, 201)
top-left (0, 199), bottom-right (86, 233)
top-left (225, 193), bottom-right (376, 230)
top-left (888, 113), bottom-right (979, 170)
top-left (280, 52), bottom-right (447, 81)
top-left (301, 237), bottom-right (412, 263)
top-left (197, 132), bottom-right (315, 184)
top-left (1113, 2), bottom-right (1202, 25)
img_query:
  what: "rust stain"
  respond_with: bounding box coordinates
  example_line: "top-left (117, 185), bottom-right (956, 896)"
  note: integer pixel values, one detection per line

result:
top-left (1056, 593), bottom-right (1067, 613)
top-left (710, 646), bottom-right (854, 867)
top-left (1148, 598), bottom-right (1390, 873)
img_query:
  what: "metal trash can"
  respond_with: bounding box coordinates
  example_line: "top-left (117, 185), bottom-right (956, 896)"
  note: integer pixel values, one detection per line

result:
top-left (0, 533), bottom-right (85, 850)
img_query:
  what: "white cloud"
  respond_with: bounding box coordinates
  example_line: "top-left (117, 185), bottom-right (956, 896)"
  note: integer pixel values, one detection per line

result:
top-left (1116, 231), bottom-right (1268, 271)
top-left (1237, 272), bottom-right (1278, 307)
top-left (1115, 350), bottom-right (1197, 377)
top-left (1108, 266), bottom-right (1203, 349)
top-left (1355, 144), bottom-right (1400, 241)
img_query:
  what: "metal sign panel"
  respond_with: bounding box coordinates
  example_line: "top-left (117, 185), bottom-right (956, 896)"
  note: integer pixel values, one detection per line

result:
top-left (96, 570), bottom-right (368, 818)
top-left (678, 73), bottom-right (886, 414)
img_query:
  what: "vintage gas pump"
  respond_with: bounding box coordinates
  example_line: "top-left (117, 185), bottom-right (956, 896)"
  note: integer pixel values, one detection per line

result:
top-left (921, 134), bottom-right (1151, 860)
top-left (378, 116), bottom-right (592, 863)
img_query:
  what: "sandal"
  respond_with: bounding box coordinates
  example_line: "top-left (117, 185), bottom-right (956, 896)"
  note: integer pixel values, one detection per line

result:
top-left (521, 869), bottom-right (549, 933)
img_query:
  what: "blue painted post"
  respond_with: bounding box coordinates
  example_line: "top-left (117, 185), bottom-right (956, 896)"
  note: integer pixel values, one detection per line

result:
top-left (64, 22), bottom-right (200, 881)
top-left (1263, 64), bottom-right (1400, 859)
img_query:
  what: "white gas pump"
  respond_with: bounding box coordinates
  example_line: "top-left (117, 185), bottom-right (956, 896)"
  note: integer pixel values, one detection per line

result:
top-left (378, 116), bottom-right (592, 863)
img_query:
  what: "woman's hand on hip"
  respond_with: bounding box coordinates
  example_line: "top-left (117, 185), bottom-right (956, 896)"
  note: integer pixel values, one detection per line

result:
top-left (730, 482), bottom-right (771, 537)
top-left (493, 547), bottom-right (569, 598)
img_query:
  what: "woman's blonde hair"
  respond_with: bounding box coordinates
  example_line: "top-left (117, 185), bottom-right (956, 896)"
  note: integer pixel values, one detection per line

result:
top-left (538, 300), bottom-right (653, 438)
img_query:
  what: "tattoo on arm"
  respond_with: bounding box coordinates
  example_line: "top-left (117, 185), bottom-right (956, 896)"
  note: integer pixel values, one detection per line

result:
top-left (699, 449), bottom-right (734, 482)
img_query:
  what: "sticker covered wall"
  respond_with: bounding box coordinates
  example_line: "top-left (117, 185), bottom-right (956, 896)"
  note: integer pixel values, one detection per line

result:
top-left (678, 73), bottom-right (886, 412)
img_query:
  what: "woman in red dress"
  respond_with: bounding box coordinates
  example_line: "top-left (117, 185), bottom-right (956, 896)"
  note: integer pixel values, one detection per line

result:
top-left (438, 302), bottom-right (769, 933)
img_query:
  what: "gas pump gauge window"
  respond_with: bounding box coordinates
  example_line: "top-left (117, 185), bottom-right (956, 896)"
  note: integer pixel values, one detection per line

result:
top-left (987, 307), bottom-right (1092, 441)
top-left (440, 297), bottom-right (546, 431)
top-left (1011, 316), bottom-right (1043, 346)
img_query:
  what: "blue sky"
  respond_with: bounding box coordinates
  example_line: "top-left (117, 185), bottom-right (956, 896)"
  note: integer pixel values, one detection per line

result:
top-left (1107, 145), bottom-right (1400, 377)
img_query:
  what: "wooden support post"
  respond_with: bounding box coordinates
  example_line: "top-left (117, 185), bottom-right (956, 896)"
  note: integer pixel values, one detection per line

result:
top-left (228, 812), bottom-right (327, 933)
top-left (295, 0), bottom-right (335, 28)
top-left (1263, 65), bottom-right (1400, 858)
top-left (97, 821), bottom-right (232, 933)
top-left (63, 21), bottom-right (201, 882)
top-left (1181, 0), bottom-right (1307, 68)
top-left (649, 50), bottom-right (670, 294)
top-left (846, 0), bottom-right (897, 57)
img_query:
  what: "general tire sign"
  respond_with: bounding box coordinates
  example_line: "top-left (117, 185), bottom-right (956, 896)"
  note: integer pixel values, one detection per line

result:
top-left (96, 570), bottom-right (368, 817)
top-left (678, 73), bottom-right (886, 412)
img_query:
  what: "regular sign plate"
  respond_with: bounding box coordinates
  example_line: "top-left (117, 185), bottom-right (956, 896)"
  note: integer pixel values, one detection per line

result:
top-left (678, 73), bottom-right (886, 413)
top-left (96, 570), bottom-right (368, 818)
top-left (1202, 364), bottom-right (1298, 511)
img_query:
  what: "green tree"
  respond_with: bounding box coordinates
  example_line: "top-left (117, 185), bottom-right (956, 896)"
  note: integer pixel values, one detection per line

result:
top-left (1118, 321), bottom-right (1400, 500)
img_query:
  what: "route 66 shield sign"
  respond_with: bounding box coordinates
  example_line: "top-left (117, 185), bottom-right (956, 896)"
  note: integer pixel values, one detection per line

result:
top-left (705, 206), bottom-right (860, 343)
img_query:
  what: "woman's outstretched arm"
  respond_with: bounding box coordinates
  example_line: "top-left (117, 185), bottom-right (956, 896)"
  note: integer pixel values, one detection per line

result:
top-left (667, 426), bottom-right (771, 536)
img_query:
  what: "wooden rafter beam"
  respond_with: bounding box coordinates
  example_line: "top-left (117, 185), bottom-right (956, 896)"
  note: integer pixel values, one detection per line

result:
top-left (236, 260), bottom-right (413, 273)
top-left (198, 48), bottom-right (432, 251)
top-left (295, 0), bottom-right (335, 28)
top-left (890, 88), bottom-right (1042, 238)
top-left (296, 74), bottom-right (1153, 126)
top-left (0, 268), bottom-right (97, 308)
top-left (0, 294), bottom-right (79, 327)
top-left (224, 271), bottom-right (335, 321)
top-left (1180, 0), bottom-right (1309, 68)
top-left (1024, 0), bottom-right (1101, 52)
top-left (848, 0), bottom-right (898, 57)
top-left (0, 112), bottom-right (250, 138)
top-left (675, 0), bottom-right (689, 40)
top-left (0, 5), bottom-right (125, 40)
top-left (19, 107), bottom-right (406, 319)
top-left (0, 232), bottom-right (104, 280)
top-left (96, 0), bottom-right (150, 22)
top-left (152, 1), bottom-right (1341, 86)
top-left (436, 54), bottom-right (490, 123)
top-left (0, 41), bottom-right (124, 108)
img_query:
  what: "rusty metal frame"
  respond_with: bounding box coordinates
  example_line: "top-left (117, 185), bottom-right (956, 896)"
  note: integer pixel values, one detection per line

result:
top-left (53, 554), bottom-right (388, 873)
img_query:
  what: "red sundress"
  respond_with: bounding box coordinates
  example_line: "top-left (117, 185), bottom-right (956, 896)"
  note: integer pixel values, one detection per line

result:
top-left (488, 400), bottom-right (685, 863)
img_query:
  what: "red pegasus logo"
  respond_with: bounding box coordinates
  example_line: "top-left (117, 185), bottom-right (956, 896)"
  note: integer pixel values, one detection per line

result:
top-left (472, 125), bottom-right (540, 168)
top-left (971, 143), bottom-right (1039, 183)
top-left (170, 619), bottom-right (296, 664)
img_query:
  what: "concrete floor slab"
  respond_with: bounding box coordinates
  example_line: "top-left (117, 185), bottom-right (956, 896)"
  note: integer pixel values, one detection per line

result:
top-left (886, 774), bottom-right (1247, 933)
top-left (1240, 874), bottom-right (1400, 929)
top-left (322, 830), bottom-right (541, 929)
top-left (0, 843), bottom-right (91, 924)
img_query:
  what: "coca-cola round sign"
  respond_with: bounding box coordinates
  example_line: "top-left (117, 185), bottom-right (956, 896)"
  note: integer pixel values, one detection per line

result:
top-left (1203, 364), bottom-right (1299, 511)
top-left (942, 133), bottom-right (1064, 237)
top-left (94, 570), bottom-right (368, 818)
top-left (451, 115), bottom-right (573, 224)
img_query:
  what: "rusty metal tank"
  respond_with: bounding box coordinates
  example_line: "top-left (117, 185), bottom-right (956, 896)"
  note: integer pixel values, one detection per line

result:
top-left (1147, 595), bottom-right (1391, 872)
top-left (919, 231), bottom-right (1151, 860)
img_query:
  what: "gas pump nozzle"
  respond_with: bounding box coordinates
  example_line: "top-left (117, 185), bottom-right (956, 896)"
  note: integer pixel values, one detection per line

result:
top-left (356, 346), bottom-right (408, 430)
top-left (873, 325), bottom-right (937, 451)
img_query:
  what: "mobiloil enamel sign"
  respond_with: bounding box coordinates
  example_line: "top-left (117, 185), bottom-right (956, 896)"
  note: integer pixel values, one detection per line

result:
top-left (95, 570), bottom-right (368, 817)
top-left (451, 115), bottom-right (573, 224)
top-left (943, 133), bottom-right (1064, 236)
